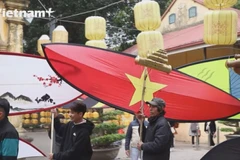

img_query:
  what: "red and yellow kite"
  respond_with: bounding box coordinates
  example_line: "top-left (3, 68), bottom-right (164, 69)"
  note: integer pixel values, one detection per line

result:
top-left (43, 44), bottom-right (240, 122)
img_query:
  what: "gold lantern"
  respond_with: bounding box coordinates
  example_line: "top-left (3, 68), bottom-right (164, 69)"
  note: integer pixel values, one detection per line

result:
top-left (40, 111), bottom-right (46, 117)
top-left (87, 112), bottom-right (93, 119)
top-left (31, 113), bottom-right (38, 119)
top-left (124, 112), bottom-right (131, 118)
top-left (85, 40), bottom-right (107, 49)
top-left (46, 118), bottom-right (51, 124)
top-left (124, 119), bottom-right (131, 126)
top-left (204, 10), bottom-right (238, 45)
top-left (31, 119), bottom-right (38, 125)
top-left (85, 16), bottom-right (106, 40)
top-left (23, 119), bottom-right (30, 125)
top-left (40, 117), bottom-right (46, 123)
top-left (204, 0), bottom-right (237, 9)
top-left (52, 25), bottom-right (68, 43)
top-left (46, 111), bottom-right (51, 117)
top-left (92, 111), bottom-right (99, 118)
top-left (134, 1), bottom-right (161, 31)
top-left (24, 114), bottom-right (30, 119)
top-left (37, 35), bottom-right (51, 57)
top-left (137, 31), bottom-right (164, 58)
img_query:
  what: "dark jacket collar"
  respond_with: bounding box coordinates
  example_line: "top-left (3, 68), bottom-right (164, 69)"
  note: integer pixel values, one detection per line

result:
top-left (0, 117), bottom-right (8, 126)
top-left (148, 112), bottom-right (165, 124)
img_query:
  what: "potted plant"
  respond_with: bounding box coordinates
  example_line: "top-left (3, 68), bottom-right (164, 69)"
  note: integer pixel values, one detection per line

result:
top-left (219, 120), bottom-right (240, 140)
top-left (88, 109), bottom-right (126, 160)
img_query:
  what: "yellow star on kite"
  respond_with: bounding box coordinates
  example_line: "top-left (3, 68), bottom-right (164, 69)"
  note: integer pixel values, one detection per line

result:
top-left (125, 70), bottom-right (167, 106)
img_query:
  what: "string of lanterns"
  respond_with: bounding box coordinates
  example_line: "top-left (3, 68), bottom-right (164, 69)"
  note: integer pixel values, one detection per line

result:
top-left (203, 0), bottom-right (238, 45)
top-left (133, 0), bottom-right (172, 73)
top-left (22, 109), bottom-right (133, 127)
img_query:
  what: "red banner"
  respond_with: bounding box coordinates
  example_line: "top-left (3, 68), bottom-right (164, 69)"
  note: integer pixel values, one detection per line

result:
top-left (43, 44), bottom-right (240, 121)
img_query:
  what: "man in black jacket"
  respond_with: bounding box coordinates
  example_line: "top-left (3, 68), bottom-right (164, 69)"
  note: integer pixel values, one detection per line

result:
top-left (0, 98), bottom-right (19, 160)
top-left (204, 121), bottom-right (216, 146)
top-left (49, 101), bottom-right (94, 160)
top-left (137, 97), bottom-right (172, 160)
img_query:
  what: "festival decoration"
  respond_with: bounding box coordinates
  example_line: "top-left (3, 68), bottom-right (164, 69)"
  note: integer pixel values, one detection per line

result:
top-left (203, 0), bottom-right (238, 45)
top-left (85, 16), bottom-right (107, 49)
top-left (0, 52), bottom-right (81, 115)
top-left (43, 44), bottom-right (240, 121)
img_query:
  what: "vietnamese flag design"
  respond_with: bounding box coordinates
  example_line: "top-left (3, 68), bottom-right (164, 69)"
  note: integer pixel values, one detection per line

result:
top-left (43, 44), bottom-right (240, 121)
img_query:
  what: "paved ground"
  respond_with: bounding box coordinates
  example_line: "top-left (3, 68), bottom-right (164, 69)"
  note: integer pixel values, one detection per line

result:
top-left (24, 131), bottom-right (210, 160)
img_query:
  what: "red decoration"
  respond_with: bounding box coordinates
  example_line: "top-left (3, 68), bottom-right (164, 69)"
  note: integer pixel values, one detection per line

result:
top-left (33, 75), bottom-right (62, 87)
top-left (43, 44), bottom-right (240, 121)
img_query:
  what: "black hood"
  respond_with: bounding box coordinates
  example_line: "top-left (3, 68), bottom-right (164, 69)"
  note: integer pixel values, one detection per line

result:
top-left (75, 119), bottom-right (95, 135)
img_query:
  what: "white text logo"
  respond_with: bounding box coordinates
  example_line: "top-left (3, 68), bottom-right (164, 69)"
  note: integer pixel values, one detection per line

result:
top-left (0, 8), bottom-right (54, 18)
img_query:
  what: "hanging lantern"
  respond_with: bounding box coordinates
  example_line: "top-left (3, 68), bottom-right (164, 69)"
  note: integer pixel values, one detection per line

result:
top-left (137, 31), bottom-right (164, 58)
top-left (134, 1), bottom-right (161, 31)
top-left (85, 16), bottom-right (106, 40)
top-left (31, 113), bottom-right (38, 119)
top-left (124, 112), bottom-right (131, 118)
top-left (204, 10), bottom-right (237, 45)
top-left (124, 120), bottom-right (131, 126)
top-left (24, 114), bottom-right (30, 119)
top-left (31, 119), bottom-right (38, 125)
top-left (40, 111), bottom-right (46, 117)
top-left (88, 112), bottom-right (93, 119)
top-left (52, 25), bottom-right (68, 43)
top-left (92, 111), bottom-right (99, 118)
top-left (45, 111), bottom-right (51, 117)
top-left (40, 117), bottom-right (46, 123)
top-left (204, 0), bottom-right (237, 9)
top-left (23, 119), bottom-right (30, 125)
top-left (85, 40), bottom-right (107, 49)
top-left (37, 35), bottom-right (51, 57)
top-left (46, 118), bottom-right (51, 124)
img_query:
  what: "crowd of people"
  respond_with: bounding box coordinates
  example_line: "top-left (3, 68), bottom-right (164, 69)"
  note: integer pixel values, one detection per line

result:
top-left (0, 97), bottom-right (217, 160)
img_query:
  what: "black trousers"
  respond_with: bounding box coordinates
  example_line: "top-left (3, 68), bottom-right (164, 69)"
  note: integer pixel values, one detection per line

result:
top-left (210, 133), bottom-right (215, 146)
top-left (191, 136), bottom-right (195, 144)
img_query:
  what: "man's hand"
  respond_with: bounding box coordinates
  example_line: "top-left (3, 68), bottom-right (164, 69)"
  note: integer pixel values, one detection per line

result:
top-left (51, 108), bottom-right (58, 118)
top-left (49, 153), bottom-right (53, 160)
top-left (213, 133), bottom-right (216, 138)
top-left (137, 141), bottom-right (143, 150)
top-left (125, 150), bottom-right (130, 157)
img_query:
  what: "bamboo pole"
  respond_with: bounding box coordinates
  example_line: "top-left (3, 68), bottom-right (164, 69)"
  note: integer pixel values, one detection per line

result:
top-left (139, 67), bottom-right (148, 159)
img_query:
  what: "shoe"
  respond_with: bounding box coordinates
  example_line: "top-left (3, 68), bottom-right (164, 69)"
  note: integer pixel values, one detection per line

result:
top-left (170, 148), bottom-right (174, 152)
top-left (192, 144), bottom-right (196, 147)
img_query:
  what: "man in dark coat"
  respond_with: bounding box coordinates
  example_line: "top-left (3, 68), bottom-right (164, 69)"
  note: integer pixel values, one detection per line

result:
top-left (49, 101), bottom-right (94, 160)
top-left (0, 98), bottom-right (19, 160)
top-left (137, 97), bottom-right (172, 160)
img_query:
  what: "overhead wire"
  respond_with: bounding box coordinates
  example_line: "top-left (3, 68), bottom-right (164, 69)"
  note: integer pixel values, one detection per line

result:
top-left (58, 0), bottom-right (125, 20)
